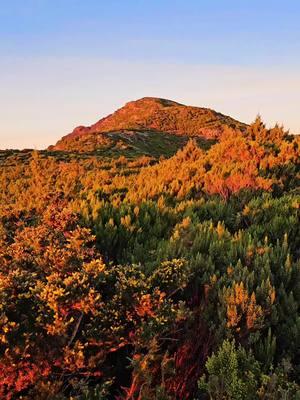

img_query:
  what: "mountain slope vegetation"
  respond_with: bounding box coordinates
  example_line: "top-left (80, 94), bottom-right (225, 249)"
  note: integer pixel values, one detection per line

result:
top-left (0, 103), bottom-right (299, 399)
top-left (51, 97), bottom-right (246, 152)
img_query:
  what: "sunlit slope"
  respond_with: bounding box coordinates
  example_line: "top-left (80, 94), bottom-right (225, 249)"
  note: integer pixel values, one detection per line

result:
top-left (51, 97), bottom-right (246, 152)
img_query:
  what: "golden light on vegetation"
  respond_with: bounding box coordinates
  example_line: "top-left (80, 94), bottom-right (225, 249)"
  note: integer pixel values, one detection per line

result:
top-left (0, 100), bottom-right (299, 399)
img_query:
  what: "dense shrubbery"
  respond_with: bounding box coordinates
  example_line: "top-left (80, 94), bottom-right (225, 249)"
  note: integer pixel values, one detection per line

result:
top-left (0, 119), bottom-right (299, 399)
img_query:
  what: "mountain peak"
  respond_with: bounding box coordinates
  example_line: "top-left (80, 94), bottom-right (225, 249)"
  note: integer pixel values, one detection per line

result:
top-left (51, 97), bottom-right (247, 151)
top-left (125, 97), bottom-right (184, 107)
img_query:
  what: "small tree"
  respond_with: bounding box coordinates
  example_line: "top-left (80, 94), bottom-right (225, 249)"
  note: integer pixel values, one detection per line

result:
top-left (198, 340), bottom-right (260, 400)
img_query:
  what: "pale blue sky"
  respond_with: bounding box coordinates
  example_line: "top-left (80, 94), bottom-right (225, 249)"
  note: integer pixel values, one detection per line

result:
top-left (1, 1), bottom-right (300, 148)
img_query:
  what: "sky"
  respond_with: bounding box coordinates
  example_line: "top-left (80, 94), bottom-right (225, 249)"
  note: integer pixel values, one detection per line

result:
top-left (1, 1), bottom-right (300, 149)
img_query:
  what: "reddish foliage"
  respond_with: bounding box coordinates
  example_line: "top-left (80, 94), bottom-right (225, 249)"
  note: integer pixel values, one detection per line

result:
top-left (0, 361), bottom-right (51, 400)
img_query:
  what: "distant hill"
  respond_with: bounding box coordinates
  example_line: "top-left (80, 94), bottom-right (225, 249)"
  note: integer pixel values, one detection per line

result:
top-left (50, 97), bottom-right (247, 152)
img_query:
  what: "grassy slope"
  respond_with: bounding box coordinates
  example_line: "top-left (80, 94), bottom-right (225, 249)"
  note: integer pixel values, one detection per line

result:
top-left (51, 97), bottom-right (246, 152)
top-left (1, 131), bottom-right (215, 165)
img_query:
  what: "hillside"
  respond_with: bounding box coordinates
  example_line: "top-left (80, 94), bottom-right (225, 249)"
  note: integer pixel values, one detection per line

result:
top-left (50, 97), bottom-right (247, 152)
top-left (1, 110), bottom-right (299, 400)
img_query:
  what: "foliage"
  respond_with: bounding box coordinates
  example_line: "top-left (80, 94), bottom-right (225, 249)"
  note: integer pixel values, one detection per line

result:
top-left (0, 117), bottom-right (299, 399)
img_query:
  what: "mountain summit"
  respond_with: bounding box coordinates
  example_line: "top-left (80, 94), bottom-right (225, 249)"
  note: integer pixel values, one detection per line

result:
top-left (51, 97), bottom-right (247, 151)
